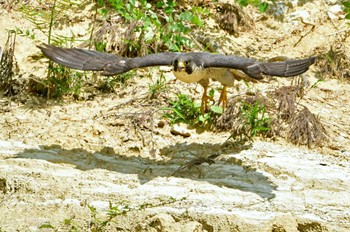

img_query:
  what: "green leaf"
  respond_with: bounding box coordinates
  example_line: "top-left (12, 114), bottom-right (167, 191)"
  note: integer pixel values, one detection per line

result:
top-left (208, 88), bottom-right (215, 98)
top-left (97, 0), bottom-right (104, 7)
top-left (255, 126), bottom-right (270, 131)
top-left (191, 16), bottom-right (203, 27)
top-left (194, 102), bottom-right (201, 108)
top-left (198, 115), bottom-right (206, 122)
top-left (144, 27), bottom-right (155, 41)
top-left (237, 0), bottom-right (249, 7)
top-left (156, 1), bottom-right (165, 7)
top-left (145, 3), bottom-right (152, 9)
top-left (210, 105), bottom-right (223, 114)
top-left (199, 113), bottom-right (210, 122)
top-left (129, 0), bottom-right (136, 7)
top-left (346, 13), bottom-right (350, 20)
top-left (179, 11), bottom-right (192, 21)
top-left (98, 8), bottom-right (108, 17)
top-left (173, 108), bottom-right (185, 120)
top-left (169, 43), bottom-right (180, 51)
top-left (342, 2), bottom-right (350, 8)
top-left (167, 0), bottom-right (177, 7)
top-left (165, 6), bottom-right (174, 14)
top-left (259, 2), bottom-right (269, 13)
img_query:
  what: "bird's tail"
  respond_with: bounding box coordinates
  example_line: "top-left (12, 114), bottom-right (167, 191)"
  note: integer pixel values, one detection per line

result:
top-left (246, 57), bottom-right (316, 79)
top-left (37, 44), bottom-right (130, 75)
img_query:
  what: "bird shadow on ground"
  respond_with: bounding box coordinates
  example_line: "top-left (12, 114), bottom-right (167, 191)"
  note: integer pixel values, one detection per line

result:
top-left (12, 141), bottom-right (276, 199)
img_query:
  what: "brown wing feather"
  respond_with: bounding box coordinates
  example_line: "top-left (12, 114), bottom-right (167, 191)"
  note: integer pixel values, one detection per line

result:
top-left (246, 57), bottom-right (316, 78)
top-left (37, 44), bottom-right (179, 76)
top-left (38, 44), bottom-right (315, 79)
top-left (201, 53), bottom-right (316, 79)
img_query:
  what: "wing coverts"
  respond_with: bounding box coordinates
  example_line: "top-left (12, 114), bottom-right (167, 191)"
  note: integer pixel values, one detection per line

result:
top-left (38, 44), bottom-right (315, 79)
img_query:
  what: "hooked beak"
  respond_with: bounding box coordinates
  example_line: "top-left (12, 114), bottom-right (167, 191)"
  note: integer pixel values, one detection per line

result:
top-left (175, 61), bottom-right (186, 72)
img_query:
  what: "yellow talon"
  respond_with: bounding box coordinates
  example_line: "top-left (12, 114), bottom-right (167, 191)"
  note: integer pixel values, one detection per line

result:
top-left (201, 86), bottom-right (214, 113)
top-left (218, 86), bottom-right (228, 111)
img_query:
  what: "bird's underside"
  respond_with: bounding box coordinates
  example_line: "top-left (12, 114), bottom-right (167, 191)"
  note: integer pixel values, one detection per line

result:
top-left (38, 44), bottom-right (316, 112)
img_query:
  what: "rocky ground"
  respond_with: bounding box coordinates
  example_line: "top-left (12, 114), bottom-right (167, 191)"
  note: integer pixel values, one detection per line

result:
top-left (0, 0), bottom-right (350, 231)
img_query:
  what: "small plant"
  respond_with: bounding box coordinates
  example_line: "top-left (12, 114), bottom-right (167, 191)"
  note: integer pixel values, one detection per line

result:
top-left (288, 107), bottom-right (327, 148)
top-left (343, 1), bottom-right (350, 19)
top-left (163, 94), bottom-right (201, 124)
top-left (162, 93), bottom-right (222, 126)
top-left (241, 99), bottom-right (271, 138)
top-left (0, 30), bottom-right (16, 93)
top-left (148, 72), bottom-right (167, 99)
top-left (215, 88), bottom-right (327, 147)
top-left (19, 0), bottom-right (90, 98)
top-left (98, 71), bottom-right (134, 93)
top-left (46, 65), bottom-right (84, 98)
top-left (316, 44), bottom-right (350, 81)
top-left (28, 64), bottom-right (84, 99)
top-left (99, 0), bottom-right (209, 54)
top-left (38, 223), bottom-right (56, 231)
top-left (39, 197), bottom-right (184, 231)
top-left (94, 41), bottom-right (107, 52)
top-left (89, 197), bottom-right (182, 229)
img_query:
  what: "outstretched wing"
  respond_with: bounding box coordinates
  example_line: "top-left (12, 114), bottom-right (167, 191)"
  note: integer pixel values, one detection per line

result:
top-left (37, 44), bottom-right (179, 76)
top-left (38, 44), bottom-right (315, 78)
top-left (245, 57), bottom-right (316, 79)
top-left (200, 53), bottom-right (316, 79)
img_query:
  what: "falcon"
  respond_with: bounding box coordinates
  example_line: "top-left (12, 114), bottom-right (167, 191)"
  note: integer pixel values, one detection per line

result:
top-left (38, 44), bottom-right (315, 112)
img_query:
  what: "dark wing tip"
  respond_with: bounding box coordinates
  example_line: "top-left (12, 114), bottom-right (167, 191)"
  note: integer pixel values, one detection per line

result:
top-left (38, 43), bottom-right (87, 70)
top-left (37, 43), bottom-right (56, 58)
top-left (246, 56), bottom-right (316, 79)
top-left (37, 43), bottom-right (50, 50)
top-left (279, 56), bottom-right (316, 77)
top-left (37, 44), bottom-right (131, 75)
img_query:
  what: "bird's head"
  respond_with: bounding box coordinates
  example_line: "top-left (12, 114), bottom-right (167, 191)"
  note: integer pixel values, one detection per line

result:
top-left (173, 54), bottom-right (199, 74)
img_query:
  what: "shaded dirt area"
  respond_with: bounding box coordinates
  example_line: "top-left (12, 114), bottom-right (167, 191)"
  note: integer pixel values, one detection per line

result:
top-left (1, 1), bottom-right (350, 231)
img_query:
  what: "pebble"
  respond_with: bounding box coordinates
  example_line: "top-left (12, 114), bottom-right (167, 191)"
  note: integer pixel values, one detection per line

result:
top-left (170, 124), bottom-right (191, 137)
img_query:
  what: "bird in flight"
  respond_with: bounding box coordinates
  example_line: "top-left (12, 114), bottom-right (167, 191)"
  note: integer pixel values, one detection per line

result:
top-left (38, 44), bottom-right (315, 112)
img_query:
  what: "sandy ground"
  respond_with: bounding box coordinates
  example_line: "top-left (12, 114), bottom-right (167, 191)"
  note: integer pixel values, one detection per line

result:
top-left (0, 1), bottom-right (350, 231)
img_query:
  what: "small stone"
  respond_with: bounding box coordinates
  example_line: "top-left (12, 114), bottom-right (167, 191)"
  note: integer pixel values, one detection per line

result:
top-left (327, 5), bottom-right (344, 20)
top-left (157, 120), bottom-right (165, 128)
top-left (170, 124), bottom-right (191, 137)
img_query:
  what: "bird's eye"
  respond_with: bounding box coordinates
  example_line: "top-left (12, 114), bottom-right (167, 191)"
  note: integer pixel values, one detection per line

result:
top-left (184, 61), bottom-right (189, 65)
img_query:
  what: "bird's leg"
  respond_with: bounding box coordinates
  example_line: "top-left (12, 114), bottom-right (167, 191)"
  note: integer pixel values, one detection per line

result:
top-left (198, 78), bottom-right (213, 113)
top-left (218, 86), bottom-right (228, 111)
top-left (201, 85), bottom-right (214, 113)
